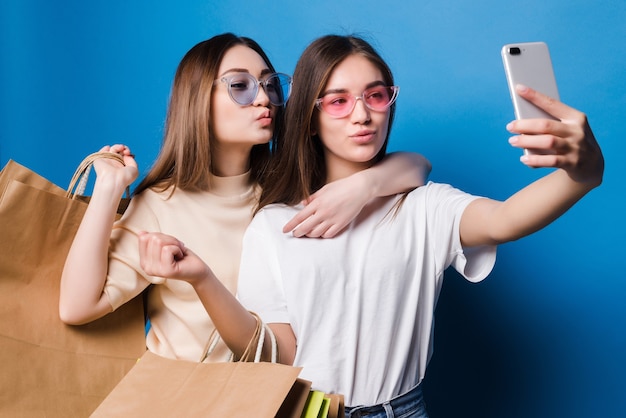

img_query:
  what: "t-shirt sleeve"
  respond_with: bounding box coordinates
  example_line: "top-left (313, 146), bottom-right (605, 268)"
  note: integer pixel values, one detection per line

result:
top-left (237, 210), bottom-right (290, 324)
top-left (103, 192), bottom-right (162, 310)
top-left (426, 183), bottom-right (497, 283)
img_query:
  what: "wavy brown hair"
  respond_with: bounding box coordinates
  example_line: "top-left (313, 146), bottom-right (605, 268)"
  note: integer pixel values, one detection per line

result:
top-left (134, 33), bottom-right (281, 196)
top-left (257, 35), bottom-right (396, 210)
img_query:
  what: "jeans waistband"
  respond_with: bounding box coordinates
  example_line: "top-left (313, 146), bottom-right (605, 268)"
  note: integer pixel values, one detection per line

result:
top-left (345, 383), bottom-right (425, 417)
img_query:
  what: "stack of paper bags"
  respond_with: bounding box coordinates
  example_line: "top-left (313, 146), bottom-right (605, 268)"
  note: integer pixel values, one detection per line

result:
top-left (300, 390), bottom-right (345, 418)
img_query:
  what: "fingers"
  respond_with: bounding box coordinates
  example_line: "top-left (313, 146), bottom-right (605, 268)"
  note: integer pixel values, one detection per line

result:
top-left (297, 219), bottom-right (332, 238)
top-left (109, 144), bottom-right (133, 156)
top-left (508, 133), bottom-right (560, 157)
top-left (509, 84), bottom-right (588, 125)
top-left (98, 144), bottom-right (136, 161)
top-left (508, 130), bottom-right (579, 169)
top-left (94, 145), bottom-right (138, 182)
top-left (288, 213), bottom-right (330, 238)
top-left (137, 232), bottom-right (185, 277)
top-left (286, 210), bottom-right (345, 238)
top-left (283, 201), bottom-right (314, 233)
top-left (512, 84), bottom-right (567, 121)
top-left (284, 196), bottom-right (338, 238)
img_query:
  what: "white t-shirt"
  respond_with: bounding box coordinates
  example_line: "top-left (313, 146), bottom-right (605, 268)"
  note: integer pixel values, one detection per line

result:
top-left (238, 182), bottom-right (497, 407)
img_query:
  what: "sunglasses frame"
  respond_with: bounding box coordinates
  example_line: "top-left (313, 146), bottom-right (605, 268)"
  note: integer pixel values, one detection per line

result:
top-left (215, 72), bottom-right (293, 106)
top-left (315, 85), bottom-right (400, 118)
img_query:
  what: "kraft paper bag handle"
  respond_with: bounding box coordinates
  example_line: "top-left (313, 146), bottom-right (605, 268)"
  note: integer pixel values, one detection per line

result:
top-left (202, 311), bottom-right (278, 364)
top-left (238, 312), bottom-right (278, 363)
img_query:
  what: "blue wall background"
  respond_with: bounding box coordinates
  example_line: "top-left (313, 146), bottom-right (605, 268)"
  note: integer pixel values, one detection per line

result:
top-left (1, 1), bottom-right (624, 417)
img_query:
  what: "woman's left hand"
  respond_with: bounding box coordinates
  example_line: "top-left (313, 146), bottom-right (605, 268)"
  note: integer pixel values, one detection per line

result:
top-left (137, 231), bottom-right (210, 284)
top-left (283, 174), bottom-right (371, 238)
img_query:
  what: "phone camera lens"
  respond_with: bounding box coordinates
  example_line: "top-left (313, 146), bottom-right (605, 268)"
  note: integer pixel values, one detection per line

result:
top-left (509, 47), bottom-right (521, 55)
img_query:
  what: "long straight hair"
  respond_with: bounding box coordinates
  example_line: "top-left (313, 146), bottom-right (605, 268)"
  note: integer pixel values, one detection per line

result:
top-left (257, 35), bottom-right (396, 210)
top-left (134, 33), bottom-right (281, 196)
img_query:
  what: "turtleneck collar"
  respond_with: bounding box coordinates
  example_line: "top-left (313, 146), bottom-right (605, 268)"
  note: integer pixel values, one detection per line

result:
top-left (207, 170), bottom-right (254, 197)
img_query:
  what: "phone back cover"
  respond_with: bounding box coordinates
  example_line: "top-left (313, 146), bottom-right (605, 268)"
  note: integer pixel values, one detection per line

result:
top-left (501, 41), bottom-right (559, 120)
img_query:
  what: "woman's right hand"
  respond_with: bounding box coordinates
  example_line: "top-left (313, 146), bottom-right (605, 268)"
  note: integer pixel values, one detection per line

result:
top-left (94, 144), bottom-right (139, 190)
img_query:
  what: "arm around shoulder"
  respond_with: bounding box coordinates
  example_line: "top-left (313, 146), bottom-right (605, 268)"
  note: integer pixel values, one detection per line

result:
top-left (283, 151), bottom-right (431, 238)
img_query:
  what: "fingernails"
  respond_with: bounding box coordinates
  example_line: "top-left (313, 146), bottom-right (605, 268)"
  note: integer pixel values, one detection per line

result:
top-left (516, 84), bottom-right (529, 93)
top-left (508, 136), bottom-right (519, 144)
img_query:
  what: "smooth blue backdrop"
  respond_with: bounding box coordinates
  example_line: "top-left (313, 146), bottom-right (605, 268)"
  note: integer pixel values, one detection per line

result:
top-left (1, 1), bottom-right (624, 417)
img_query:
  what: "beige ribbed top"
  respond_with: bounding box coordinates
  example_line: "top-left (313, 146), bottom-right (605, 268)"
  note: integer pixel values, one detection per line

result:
top-left (104, 172), bottom-right (259, 362)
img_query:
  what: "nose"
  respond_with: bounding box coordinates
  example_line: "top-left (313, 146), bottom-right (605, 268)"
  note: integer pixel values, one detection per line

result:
top-left (253, 85), bottom-right (271, 106)
top-left (350, 97), bottom-right (371, 123)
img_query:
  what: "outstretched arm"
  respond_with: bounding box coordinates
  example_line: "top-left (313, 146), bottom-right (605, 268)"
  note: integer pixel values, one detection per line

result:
top-left (460, 85), bottom-right (604, 247)
top-left (59, 145), bottom-right (138, 324)
top-left (284, 152), bottom-right (432, 238)
top-left (137, 232), bottom-right (297, 364)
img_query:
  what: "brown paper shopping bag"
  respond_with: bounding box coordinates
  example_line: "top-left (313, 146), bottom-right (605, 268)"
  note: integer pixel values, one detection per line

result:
top-left (93, 311), bottom-right (312, 417)
top-left (91, 350), bottom-right (312, 418)
top-left (0, 154), bottom-right (146, 417)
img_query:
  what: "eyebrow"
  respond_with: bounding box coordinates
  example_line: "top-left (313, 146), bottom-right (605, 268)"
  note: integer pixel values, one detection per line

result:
top-left (218, 68), bottom-right (273, 78)
top-left (320, 80), bottom-right (386, 96)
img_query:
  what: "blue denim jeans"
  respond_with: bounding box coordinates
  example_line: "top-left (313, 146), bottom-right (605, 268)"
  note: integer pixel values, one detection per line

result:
top-left (344, 384), bottom-right (428, 418)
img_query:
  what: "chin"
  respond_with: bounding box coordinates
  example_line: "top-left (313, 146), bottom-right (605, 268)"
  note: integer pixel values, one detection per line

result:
top-left (252, 136), bottom-right (272, 145)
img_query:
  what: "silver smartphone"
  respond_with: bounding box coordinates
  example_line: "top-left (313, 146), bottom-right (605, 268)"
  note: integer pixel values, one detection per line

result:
top-left (502, 42), bottom-right (560, 155)
top-left (501, 41), bottom-right (559, 120)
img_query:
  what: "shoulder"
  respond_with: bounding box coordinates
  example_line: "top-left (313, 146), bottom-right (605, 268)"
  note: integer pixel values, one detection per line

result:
top-left (406, 181), bottom-right (468, 201)
top-left (413, 181), bottom-right (462, 194)
top-left (134, 186), bottom-right (174, 202)
top-left (246, 203), bottom-right (300, 232)
top-left (255, 202), bottom-right (301, 219)
top-left (404, 181), bottom-right (480, 213)
top-left (121, 187), bottom-right (185, 224)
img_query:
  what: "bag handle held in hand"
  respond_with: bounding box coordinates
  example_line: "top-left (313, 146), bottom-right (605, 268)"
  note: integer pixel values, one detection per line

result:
top-left (66, 151), bottom-right (131, 199)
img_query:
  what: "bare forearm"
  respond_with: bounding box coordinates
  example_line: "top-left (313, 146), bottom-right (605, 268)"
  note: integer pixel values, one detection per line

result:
top-left (462, 169), bottom-right (598, 246)
top-left (361, 152), bottom-right (431, 198)
top-left (191, 274), bottom-right (261, 360)
top-left (59, 178), bottom-right (123, 324)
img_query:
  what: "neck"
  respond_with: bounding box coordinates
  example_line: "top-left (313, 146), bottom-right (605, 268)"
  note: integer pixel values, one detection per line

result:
top-left (211, 143), bottom-right (252, 177)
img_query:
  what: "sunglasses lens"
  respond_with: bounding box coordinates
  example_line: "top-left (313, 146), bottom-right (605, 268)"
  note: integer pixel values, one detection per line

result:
top-left (228, 74), bottom-right (258, 105)
top-left (364, 86), bottom-right (396, 111)
top-left (318, 94), bottom-right (355, 118)
top-left (264, 74), bottom-right (292, 106)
